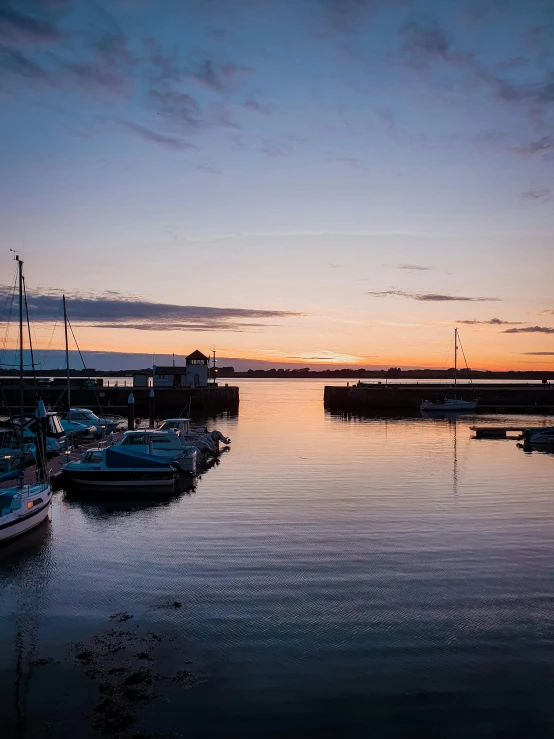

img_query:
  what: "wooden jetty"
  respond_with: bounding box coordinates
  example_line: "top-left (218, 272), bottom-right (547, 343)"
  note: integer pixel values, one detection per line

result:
top-left (470, 425), bottom-right (544, 438)
top-left (324, 382), bottom-right (554, 415)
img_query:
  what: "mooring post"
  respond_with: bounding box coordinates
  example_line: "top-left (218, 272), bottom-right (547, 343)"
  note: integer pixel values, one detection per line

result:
top-left (149, 388), bottom-right (155, 428)
top-left (127, 392), bottom-right (135, 431)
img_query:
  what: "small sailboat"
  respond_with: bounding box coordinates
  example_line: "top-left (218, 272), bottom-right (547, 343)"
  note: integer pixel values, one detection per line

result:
top-left (0, 255), bottom-right (52, 544)
top-left (420, 328), bottom-right (479, 412)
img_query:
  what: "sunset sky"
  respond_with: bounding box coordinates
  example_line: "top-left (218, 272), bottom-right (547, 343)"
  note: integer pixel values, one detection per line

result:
top-left (1, 0), bottom-right (553, 371)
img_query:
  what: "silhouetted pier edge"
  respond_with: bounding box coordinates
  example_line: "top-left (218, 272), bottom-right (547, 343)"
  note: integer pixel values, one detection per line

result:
top-left (0, 381), bottom-right (239, 417)
top-left (324, 382), bottom-right (554, 414)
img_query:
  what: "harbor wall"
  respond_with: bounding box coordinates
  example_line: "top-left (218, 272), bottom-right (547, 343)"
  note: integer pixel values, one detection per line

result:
top-left (0, 381), bottom-right (239, 417)
top-left (324, 383), bottom-right (554, 414)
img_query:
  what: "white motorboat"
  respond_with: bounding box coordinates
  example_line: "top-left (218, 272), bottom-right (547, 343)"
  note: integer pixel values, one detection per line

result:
top-left (62, 445), bottom-right (179, 491)
top-left (526, 426), bottom-right (554, 445)
top-left (60, 417), bottom-right (98, 440)
top-left (118, 430), bottom-right (198, 474)
top-left (420, 328), bottom-right (479, 412)
top-left (64, 408), bottom-right (124, 434)
top-left (0, 255), bottom-right (52, 543)
top-left (157, 418), bottom-right (231, 454)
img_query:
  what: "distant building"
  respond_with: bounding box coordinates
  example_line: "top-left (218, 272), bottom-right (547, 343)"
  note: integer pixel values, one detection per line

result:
top-left (185, 350), bottom-right (209, 388)
top-left (153, 350), bottom-right (210, 388)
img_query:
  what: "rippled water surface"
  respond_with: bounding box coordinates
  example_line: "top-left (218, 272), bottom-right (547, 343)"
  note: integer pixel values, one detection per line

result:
top-left (2, 379), bottom-right (554, 737)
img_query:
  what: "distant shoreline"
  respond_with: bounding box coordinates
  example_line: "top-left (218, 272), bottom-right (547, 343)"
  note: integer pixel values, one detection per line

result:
top-left (1, 368), bottom-right (553, 380)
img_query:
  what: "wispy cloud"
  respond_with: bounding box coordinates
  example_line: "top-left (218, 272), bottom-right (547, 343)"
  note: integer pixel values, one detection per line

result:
top-left (116, 120), bottom-right (195, 151)
top-left (0, 286), bottom-right (301, 332)
top-left (0, 2), bottom-right (62, 45)
top-left (328, 156), bottom-right (368, 173)
top-left (458, 318), bottom-right (525, 325)
top-left (504, 326), bottom-right (554, 334)
top-left (243, 97), bottom-right (269, 113)
top-left (522, 352), bottom-right (554, 355)
top-left (521, 188), bottom-right (553, 202)
top-left (396, 263), bottom-right (430, 271)
top-left (366, 289), bottom-right (499, 301)
top-left (516, 137), bottom-right (554, 156)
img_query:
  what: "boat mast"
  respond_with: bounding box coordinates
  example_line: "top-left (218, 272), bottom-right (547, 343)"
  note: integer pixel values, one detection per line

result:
top-left (454, 327), bottom-right (458, 392)
top-left (17, 255), bottom-right (24, 485)
top-left (63, 295), bottom-right (71, 412)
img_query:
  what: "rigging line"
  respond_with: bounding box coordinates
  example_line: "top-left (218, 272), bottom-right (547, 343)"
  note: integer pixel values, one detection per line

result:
top-left (22, 275), bottom-right (38, 399)
top-left (0, 272), bottom-right (18, 366)
top-left (67, 316), bottom-right (107, 418)
top-left (37, 299), bottom-right (62, 370)
top-left (458, 334), bottom-right (472, 386)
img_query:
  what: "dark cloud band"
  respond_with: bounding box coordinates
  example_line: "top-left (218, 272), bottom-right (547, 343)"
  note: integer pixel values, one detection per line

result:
top-left (0, 286), bottom-right (301, 332)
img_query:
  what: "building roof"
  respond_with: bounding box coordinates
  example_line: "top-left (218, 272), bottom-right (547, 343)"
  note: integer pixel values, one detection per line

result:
top-left (187, 350), bottom-right (209, 361)
top-left (154, 366), bottom-right (186, 374)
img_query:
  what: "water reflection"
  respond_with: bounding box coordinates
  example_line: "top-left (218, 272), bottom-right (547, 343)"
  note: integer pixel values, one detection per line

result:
top-left (1, 380), bottom-right (554, 737)
top-left (62, 479), bottom-right (198, 518)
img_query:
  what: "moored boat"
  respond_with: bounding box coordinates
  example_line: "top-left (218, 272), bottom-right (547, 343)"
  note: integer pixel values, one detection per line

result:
top-left (420, 329), bottom-right (479, 412)
top-left (62, 445), bottom-right (179, 491)
top-left (0, 255), bottom-right (52, 543)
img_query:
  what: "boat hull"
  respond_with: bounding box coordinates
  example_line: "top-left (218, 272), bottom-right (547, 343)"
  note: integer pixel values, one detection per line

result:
top-left (420, 400), bottom-right (478, 412)
top-left (63, 469), bottom-right (176, 491)
top-left (0, 496), bottom-right (51, 543)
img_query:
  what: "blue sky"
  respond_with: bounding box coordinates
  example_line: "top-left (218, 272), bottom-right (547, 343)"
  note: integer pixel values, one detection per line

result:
top-left (1, 0), bottom-right (553, 370)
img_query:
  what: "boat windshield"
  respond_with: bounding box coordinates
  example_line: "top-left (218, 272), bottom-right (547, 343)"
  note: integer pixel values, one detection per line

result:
top-left (83, 451), bottom-right (103, 463)
top-left (121, 434), bottom-right (148, 446)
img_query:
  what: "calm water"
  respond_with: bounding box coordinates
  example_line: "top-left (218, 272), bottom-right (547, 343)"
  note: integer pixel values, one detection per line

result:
top-left (2, 379), bottom-right (554, 737)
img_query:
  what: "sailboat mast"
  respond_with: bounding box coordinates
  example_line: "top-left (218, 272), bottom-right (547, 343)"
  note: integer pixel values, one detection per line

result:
top-left (454, 327), bottom-right (458, 388)
top-left (63, 295), bottom-right (71, 412)
top-left (17, 256), bottom-right (24, 458)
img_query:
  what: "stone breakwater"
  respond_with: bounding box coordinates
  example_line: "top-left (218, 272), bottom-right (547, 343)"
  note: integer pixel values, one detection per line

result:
top-left (324, 382), bottom-right (554, 414)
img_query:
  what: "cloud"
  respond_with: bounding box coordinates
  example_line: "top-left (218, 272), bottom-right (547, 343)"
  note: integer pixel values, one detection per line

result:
top-left (0, 286), bottom-right (301, 332)
top-left (190, 59), bottom-right (251, 92)
top-left (148, 89), bottom-right (202, 129)
top-left (0, 2), bottom-right (62, 45)
top-left (504, 326), bottom-right (554, 334)
top-left (260, 139), bottom-right (293, 157)
top-left (522, 352), bottom-right (554, 355)
top-left (396, 263), bottom-right (430, 271)
top-left (117, 120), bottom-right (195, 150)
top-left (243, 97), bottom-right (269, 113)
top-left (328, 156), bottom-right (368, 173)
top-left (366, 289), bottom-right (499, 301)
top-left (458, 318), bottom-right (525, 325)
top-left (521, 188), bottom-right (552, 202)
top-left (517, 137), bottom-right (554, 156)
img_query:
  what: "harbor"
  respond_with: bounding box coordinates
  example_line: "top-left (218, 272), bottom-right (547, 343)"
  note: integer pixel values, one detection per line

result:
top-left (2, 379), bottom-right (554, 738)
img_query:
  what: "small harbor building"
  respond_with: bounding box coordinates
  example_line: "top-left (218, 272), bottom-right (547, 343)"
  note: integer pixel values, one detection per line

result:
top-left (153, 350), bottom-right (210, 389)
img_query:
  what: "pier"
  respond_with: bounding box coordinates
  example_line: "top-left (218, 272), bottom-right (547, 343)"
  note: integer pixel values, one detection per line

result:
top-left (324, 382), bottom-right (554, 414)
top-left (0, 380), bottom-right (239, 417)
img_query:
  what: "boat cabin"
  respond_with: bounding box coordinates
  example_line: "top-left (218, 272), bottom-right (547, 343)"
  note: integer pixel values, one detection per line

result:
top-left (157, 418), bottom-right (191, 435)
top-left (119, 430), bottom-right (186, 457)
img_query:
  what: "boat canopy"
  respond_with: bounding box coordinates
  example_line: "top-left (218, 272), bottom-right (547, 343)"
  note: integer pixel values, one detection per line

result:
top-left (105, 446), bottom-right (174, 469)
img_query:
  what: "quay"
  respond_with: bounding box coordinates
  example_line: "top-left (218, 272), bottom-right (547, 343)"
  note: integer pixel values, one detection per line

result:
top-left (324, 383), bottom-right (554, 414)
top-left (0, 381), bottom-right (239, 417)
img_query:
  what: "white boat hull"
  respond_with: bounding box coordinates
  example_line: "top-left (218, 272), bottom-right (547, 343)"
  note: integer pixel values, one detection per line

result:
top-left (0, 488), bottom-right (52, 543)
top-left (420, 399), bottom-right (478, 412)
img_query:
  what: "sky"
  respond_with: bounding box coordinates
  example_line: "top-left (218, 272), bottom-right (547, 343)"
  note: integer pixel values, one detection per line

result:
top-left (1, 0), bottom-right (554, 371)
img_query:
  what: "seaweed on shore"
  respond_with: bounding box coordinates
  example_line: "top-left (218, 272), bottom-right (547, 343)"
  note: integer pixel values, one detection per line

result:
top-left (72, 613), bottom-right (204, 738)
